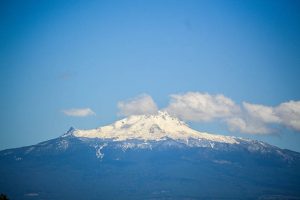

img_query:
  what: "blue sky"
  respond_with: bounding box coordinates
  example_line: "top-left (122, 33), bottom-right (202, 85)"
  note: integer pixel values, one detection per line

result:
top-left (1, 0), bottom-right (300, 151)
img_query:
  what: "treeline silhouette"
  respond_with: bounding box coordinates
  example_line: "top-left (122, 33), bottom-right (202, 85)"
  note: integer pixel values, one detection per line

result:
top-left (0, 194), bottom-right (8, 200)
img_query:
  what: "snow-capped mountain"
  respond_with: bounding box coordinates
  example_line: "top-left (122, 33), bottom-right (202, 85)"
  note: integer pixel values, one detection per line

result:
top-left (1, 111), bottom-right (300, 200)
top-left (70, 111), bottom-right (238, 144)
top-left (59, 111), bottom-right (292, 160)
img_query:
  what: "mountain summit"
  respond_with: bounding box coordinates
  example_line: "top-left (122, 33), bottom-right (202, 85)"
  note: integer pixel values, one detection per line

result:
top-left (72, 111), bottom-right (237, 143)
top-left (1, 112), bottom-right (300, 200)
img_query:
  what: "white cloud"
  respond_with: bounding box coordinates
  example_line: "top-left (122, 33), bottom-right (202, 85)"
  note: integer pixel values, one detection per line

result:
top-left (275, 101), bottom-right (300, 131)
top-left (225, 101), bottom-right (300, 134)
top-left (242, 102), bottom-right (281, 123)
top-left (165, 92), bottom-right (239, 122)
top-left (62, 108), bottom-right (95, 117)
top-left (164, 92), bottom-right (274, 134)
top-left (225, 117), bottom-right (273, 134)
top-left (224, 102), bottom-right (281, 135)
top-left (117, 94), bottom-right (158, 116)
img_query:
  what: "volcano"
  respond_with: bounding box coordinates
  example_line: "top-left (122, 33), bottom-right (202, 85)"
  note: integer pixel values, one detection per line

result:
top-left (1, 111), bottom-right (300, 199)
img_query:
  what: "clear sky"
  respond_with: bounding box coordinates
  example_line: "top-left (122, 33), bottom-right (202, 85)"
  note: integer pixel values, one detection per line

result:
top-left (1, 0), bottom-right (300, 151)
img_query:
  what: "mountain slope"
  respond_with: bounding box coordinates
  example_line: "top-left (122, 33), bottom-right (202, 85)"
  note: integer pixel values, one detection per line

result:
top-left (1, 112), bottom-right (300, 200)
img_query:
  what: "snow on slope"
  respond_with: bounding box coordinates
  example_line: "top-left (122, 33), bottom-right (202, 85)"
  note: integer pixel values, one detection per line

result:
top-left (72, 111), bottom-right (238, 144)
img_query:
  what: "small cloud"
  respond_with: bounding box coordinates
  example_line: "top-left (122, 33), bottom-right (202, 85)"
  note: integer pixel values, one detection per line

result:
top-left (275, 100), bottom-right (300, 131)
top-left (62, 108), bottom-right (95, 117)
top-left (242, 102), bottom-right (280, 124)
top-left (225, 117), bottom-right (272, 134)
top-left (224, 102), bottom-right (281, 135)
top-left (165, 92), bottom-right (239, 122)
top-left (117, 94), bottom-right (158, 116)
